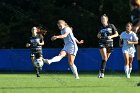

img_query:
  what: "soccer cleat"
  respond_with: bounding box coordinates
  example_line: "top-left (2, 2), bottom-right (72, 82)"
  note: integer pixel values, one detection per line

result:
top-left (100, 73), bottom-right (104, 78)
top-left (98, 72), bottom-right (104, 78)
top-left (126, 74), bottom-right (130, 79)
top-left (98, 71), bottom-right (102, 78)
top-left (36, 74), bottom-right (40, 77)
top-left (98, 72), bottom-right (101, 78)
top-left (75, 76), bottom-right (80, 79)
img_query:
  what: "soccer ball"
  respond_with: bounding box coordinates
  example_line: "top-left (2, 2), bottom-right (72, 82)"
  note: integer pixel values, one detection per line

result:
top-left (34, 58), bottom-right (44, 68)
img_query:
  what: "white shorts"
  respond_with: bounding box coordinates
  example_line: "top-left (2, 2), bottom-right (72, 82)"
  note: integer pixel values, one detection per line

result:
top-left (62, 44), bottom-right (78, 56)
top-left (122, 47), bottom-right (136, 57)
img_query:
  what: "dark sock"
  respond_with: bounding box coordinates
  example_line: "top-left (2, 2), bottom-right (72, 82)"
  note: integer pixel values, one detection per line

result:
top-left (100, 60), bottom-right (106, 73)
top-left (36, 68), bottom-right (40, 77)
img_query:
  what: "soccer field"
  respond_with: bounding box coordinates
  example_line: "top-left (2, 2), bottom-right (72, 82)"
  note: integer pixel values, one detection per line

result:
top-left (0, 72), bottom-right (140, 93)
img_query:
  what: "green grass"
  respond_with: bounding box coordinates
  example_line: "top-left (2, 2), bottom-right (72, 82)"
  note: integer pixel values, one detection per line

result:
top-left (0, 72), bottom-right (140, 93)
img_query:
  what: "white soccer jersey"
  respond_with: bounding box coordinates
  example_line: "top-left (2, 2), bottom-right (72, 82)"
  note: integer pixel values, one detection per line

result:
top-left (120, 31), bottom-right (138, 48)
top-left (61, 27), bottom-right (78, 56)
top-left (61, 27), bottom-right (77, 45)
top-left (120, 31), bottom-right (138, 57)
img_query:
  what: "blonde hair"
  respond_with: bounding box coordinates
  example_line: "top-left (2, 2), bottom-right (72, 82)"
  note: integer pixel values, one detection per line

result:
top-left (57, 20), bottom-right (69, 27)
top-left (57, 20), bottom-right (73, 30)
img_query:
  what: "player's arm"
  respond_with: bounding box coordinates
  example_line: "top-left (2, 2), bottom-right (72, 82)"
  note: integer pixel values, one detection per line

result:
top-left (38, 40), bottom-right (44, 46)
top-left (119, 38), bottom-right (123, 47)
top-left (127, 40), bottom-right (138, 44)
top-left (26, 43), bottom-right (31, 47)
top-left (108, 31), bottom-right (119, 39)
top-left (38, 35), bottom-right (44, 46)
top-left (97, 32), bottom-right (101, 39)
top-left (51, 32), bottom-right (69, 41)
top-left (119, 34), bottom-right (123, 47)
top-left (75, 37), bottom-right (84, 44)
top-left (26, 38), bottom-right (31, 47)
top-left (108, 24), bottom-right (119, 39)
top-left (127, 33), bottom-right (138, 44)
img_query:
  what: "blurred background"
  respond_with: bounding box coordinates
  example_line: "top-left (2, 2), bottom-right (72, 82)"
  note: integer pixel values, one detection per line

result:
top-left (0, 0), bottom-right (131, 49)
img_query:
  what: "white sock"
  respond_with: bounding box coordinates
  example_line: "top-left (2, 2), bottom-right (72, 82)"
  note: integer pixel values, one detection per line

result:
top-left (124, 65), bottom-right (129, 75)
top-left (70, 64), bottom-right (79, 78)
top-left (129, 68), bottom-right (132, 74)
top-left (49, 56), bottom-right (62, 63)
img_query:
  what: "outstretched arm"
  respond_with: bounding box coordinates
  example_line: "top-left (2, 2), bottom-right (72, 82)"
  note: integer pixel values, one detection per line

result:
top-left (51, 32), bottom-right (69, 41)
top-left (75, 38), bottom-right (84, 44)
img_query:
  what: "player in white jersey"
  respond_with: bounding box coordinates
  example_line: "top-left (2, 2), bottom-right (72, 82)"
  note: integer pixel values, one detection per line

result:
top-left (119, 22), bottom-right (138, 78)
top-left (44, 20), bottom-right (84, 79)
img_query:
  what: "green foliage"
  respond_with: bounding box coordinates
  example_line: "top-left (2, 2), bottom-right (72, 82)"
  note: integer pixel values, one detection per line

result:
top-left (0, 0), bottom-right (131, 48)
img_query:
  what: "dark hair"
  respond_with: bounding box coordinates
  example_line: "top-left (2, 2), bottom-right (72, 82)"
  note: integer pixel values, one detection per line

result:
top-left (37, 26), bottom-right (47, 35)
top-left (126, 22), bottom-right (133, 27)
top-left (101, 14), bottom-right (108, 19)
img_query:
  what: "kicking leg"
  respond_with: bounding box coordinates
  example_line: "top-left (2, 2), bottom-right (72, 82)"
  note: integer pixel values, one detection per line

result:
top-left (43, 51), bottom-right (66, 64)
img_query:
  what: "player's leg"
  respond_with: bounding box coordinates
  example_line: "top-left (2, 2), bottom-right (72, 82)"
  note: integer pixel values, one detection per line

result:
top-left (99, 48), bottom-right (108, 78)
top-left (31, 54), bottom-right (37, 71)
top-left (68, 54), bottom-right (79, 79)
top-left (34, 53), bottom-right (43, 77)
top-left (106, 47), bottom-right (113, 59)
top-left (36, 67), bottom-right (40, 77)
top-left (44, 50), bottom-right (66, 64)
top-left (37, 52), bottom-right (43, 70)
top-left (128, 56), bottom-right (133, 78)
top-left (128, 48), bottom-right (135, 76)
top-left (123, 53), bottom-right (130, 78)
top-left (31, 54), bottom-right (35, 66)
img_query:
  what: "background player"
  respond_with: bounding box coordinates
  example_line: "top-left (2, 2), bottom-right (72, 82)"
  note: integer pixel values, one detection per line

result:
top-left (26, 26), bottom-right (46, 77)
top-left (97, 14), bottom-right (118, 78)
top-left (119, 22), bottom-right (138, 78)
